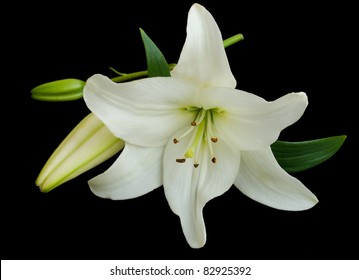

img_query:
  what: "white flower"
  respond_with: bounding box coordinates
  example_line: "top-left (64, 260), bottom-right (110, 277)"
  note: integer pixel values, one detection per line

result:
top-left (83, 3), bottom-right (318, 248)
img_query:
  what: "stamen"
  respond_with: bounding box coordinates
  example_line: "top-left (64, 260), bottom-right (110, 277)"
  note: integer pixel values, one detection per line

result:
top-left (174, 126), bottom-right (195, 143)
top-left (192, 109), bottom-right (206, 126)
top-left (174, 108), bottom-right (221, 167)
top-left (206, 111), bottom-right (217, 163)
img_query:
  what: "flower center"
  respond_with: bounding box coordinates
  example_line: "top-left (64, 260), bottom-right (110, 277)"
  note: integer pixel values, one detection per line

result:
top-left (173, 108), bottom-right (219, 168)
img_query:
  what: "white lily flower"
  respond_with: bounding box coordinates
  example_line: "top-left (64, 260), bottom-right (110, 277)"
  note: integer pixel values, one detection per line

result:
top-left (83, 3), bottom-right (318, 248)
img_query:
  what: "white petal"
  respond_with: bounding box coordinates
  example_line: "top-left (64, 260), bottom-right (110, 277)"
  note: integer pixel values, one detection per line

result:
top-left (171, 4), bottom-right (236, 88)
top-left (84, 74), bottom-right (197, 147)
top-left (163, 127), bottom-right (240, 248)
top-left (89, 143), bottom-right (163, 200)
top-left (234, 147), bottom-right (318, 211)
top-left (202, 87), bottom-right (308, 150)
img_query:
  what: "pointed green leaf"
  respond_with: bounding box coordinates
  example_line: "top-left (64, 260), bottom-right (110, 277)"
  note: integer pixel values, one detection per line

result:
top-left (271, 135), bottom-right (346, 173)
top-left (140, 28), bottom-right (170, 78)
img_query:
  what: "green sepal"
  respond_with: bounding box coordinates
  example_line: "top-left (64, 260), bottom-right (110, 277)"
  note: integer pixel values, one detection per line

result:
top-left (31, 78), bottom-right (85, 101)
top-left (271, 135), bottom-right (346, 173)
top-left (140, 28), bottom-right (170, 78)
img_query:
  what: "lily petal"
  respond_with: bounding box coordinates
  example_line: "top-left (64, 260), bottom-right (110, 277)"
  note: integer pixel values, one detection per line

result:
top-left (234, 147), bottom-right (318, 211)
top-left (203, 88), bottom-right (308, 150)
top-left (89, 143), bottom-right (163, 200)
top-left (171, 4), bottom-right (236, 88)
top-left (84, 74), bottom-right (197, 147)
top-left (163, 127), bottom-right (240, 248)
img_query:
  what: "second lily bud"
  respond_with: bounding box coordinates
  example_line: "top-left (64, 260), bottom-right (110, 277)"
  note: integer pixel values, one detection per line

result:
top-left (36, 113), bottom-right (125, 192)
top-left (31, 78), bottom-right (85, 101)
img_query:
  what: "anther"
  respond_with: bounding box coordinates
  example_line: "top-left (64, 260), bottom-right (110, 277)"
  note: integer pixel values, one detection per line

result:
top-left (211, 157), bottom-right (217, 164)
top-left (194, 163), bottom-right (199, 168)
top-left (176, 158), bottom-right (186, 163)
top-left (173, 138), bottom-right (179, 144)
top-left (211, 137), bottom-right (218, 143)
top-left (191, 121), bottom-right (197, 126)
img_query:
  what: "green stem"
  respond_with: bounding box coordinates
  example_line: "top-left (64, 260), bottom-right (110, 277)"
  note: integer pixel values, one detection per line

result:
top-left (110, 63), bottom-right (177, 83)
top-left (223, 33), bottom-right (244, 48)
top-left (111, 70), bottom-right (148, 83)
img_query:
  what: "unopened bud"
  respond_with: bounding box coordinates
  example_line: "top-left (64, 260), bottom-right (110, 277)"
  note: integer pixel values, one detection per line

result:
top-left (36, 113), bottom-right (125, 192)
top-left (31, 78), bottom-right (85, 101)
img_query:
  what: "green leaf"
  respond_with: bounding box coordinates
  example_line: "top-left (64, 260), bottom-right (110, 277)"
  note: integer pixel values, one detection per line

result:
top-left (271, 135), bottom-right (346, 173)
top-left (140, 28), bottom-right (170, 77)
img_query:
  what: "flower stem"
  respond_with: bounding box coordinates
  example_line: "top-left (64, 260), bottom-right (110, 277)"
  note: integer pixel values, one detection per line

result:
top-left (110, 63), bottom-right (177, 83)
top-left (223, 33), bottom-right (244, 48)
top-left (110, 70), bottom-right (148, 83)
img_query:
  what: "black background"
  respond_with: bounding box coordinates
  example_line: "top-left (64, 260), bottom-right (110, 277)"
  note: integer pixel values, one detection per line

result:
top-left (3, 0), bottom-right (357, 259)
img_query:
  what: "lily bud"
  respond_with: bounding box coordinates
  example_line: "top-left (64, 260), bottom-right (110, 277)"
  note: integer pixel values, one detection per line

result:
top-left (36, 113), bottom-right (125, 192)
top-left (31, 78), bottom-right (85, 101)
